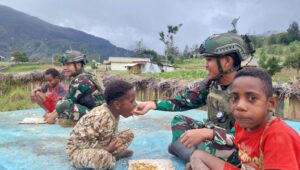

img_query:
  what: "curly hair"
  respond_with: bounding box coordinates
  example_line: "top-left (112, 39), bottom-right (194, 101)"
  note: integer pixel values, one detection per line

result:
top-left (45, 68), bottom-right (60, 78)
top-left (104, 79), bottom-right (134, 104)
top-left (233, 67), bottom-right (273, 97)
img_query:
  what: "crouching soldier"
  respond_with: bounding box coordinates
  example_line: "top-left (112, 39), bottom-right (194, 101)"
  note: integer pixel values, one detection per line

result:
top-left (45, 50), bottom-right (104, 127)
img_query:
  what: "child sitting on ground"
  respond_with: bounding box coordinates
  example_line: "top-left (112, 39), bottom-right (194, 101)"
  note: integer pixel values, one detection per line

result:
top-left (66, 79), bottom-right (136, 170)
top-left (31, 68), bottom-right (67, 115)
top-left (185, 67), bottom-right (300, 170)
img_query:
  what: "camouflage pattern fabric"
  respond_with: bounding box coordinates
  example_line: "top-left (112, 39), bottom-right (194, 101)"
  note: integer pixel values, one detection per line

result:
top-left (171, 115), bottom-right (240, 166)
top-left (67, 103), bottom-right (134, 170)
top-left (56, 71), bottom-right (104, 121)
top-left (156, 79), bottom-right (239, 166)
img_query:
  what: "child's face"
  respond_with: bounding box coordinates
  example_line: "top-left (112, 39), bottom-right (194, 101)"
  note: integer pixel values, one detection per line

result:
top-left (45, 74), bottom-right (59, 87)
top-left (229, 76), bottom-right (276, 130)
top-left (116, 88), bottom-right (137, 118)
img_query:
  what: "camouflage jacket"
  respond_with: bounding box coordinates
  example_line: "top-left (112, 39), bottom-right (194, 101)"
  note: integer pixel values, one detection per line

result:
top-left (67, 103), bottom-right (119, 154)
top-left (156, 79), bottom-right (234, 145)
top-left (156, 79), bottom-right (211, 111)
top-left (65, 71), bottom-right (104, 109)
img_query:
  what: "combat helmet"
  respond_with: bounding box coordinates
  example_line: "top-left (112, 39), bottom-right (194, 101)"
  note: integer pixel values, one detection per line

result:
top-left (199, 33), bottom-right (255, 82)
top-left (60, 50), bottom-right (88, 65)
top-left (199, 33), bottom-right (255, 62)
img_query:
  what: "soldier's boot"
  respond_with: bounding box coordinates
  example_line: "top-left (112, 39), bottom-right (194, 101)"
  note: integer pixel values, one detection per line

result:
top-left (58, 118), bottom-right (77, 127)
top-left (168, 139), bottom-right (195, 162)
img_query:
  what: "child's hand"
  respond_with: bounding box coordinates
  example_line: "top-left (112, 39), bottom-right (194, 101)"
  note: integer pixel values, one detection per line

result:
top-left (103, 140), bottom-right (120, 153)
top-left (132, 101), bottom-right (156, 115)
top-left (180, 129), bottom-right (213, 148)
top-left (44, 111), bottom-right (58, 124)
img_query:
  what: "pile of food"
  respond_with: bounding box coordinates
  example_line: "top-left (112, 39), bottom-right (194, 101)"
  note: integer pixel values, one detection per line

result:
top-left (128, 159), bottom-right (175, 170)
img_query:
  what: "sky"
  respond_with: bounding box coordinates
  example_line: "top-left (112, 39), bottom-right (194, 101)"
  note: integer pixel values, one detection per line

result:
top-left (0, 0), bottom-right (299, 54)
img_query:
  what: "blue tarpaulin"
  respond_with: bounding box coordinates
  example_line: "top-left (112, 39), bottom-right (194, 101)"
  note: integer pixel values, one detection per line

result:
top-left (0, 108), bottom-right (299, 170)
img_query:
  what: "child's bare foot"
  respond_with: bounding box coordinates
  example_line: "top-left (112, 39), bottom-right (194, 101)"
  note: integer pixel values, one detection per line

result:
top-left (116, 149), bottom-right (133, 160)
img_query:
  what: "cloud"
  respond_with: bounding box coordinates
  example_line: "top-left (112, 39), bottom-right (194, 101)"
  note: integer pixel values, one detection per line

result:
top-left (0, 0), bottom-right (299, 53)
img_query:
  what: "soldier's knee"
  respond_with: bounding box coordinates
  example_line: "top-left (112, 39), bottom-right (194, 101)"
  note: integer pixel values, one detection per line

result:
top-left (171, 114), bottom-right (185, 125)
top-left (56, 99), bottom-right (72, 114)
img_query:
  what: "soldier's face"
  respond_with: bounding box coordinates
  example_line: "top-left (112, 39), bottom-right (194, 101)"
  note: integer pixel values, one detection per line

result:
top-left (63, 63), bottom-right (81, 76)
top-left (205, 56), bottom-right (233, 80)
top-left (117, 88), bottom-right (137, 118)
top-left (205, 57), bottom-right (220, 80)
top-left (229, 76), bottom-right (276, 130)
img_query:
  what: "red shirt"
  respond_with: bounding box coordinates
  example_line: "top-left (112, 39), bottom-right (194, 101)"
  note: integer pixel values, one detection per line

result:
top-left (42, 82), bottom-right (67, 112)
top-left (224, 118), bottom-right (300, 170)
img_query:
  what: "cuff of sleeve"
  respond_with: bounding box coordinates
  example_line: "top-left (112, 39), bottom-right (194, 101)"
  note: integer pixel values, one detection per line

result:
top-left (212, 126), bottom-right (227, 145)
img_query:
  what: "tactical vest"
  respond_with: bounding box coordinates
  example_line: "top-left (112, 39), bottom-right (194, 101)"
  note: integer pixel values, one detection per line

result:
top-left (71, 71), bottom-right (104, 109)
top-left (206, 84), bottom-right (234, 131)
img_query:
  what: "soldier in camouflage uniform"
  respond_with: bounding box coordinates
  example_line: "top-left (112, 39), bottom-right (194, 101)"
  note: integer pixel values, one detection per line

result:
top-left (67, 79), bottom-right (136, 170)
top-left (45, 50), bottom-right (104, 126)
top-left (134, 33), bottom-right (255, 167)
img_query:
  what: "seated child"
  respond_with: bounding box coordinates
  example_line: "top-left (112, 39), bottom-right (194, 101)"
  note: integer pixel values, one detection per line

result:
top-left (31, 68), bottom-right (67, 114)
top-left (186, 67), bottom-right (300, 170)
top-left (66, 79), bottom-right (136, 170)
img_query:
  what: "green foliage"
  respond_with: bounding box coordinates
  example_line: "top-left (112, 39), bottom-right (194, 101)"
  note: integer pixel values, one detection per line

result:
top-left (142, 69), bottom-right (207, 79)
top-left (287, 21), bottom-right (300, 42)
top-left (159, 24), bottom-right (182, 64)
top-left (258, 50), bottom-right (282, 76)
top-left (11, 51), bottom-right (29, 62)
top-left (0, 87), bottom-right (37, 111)
top-left (284, 52), bottom-right (300, 72)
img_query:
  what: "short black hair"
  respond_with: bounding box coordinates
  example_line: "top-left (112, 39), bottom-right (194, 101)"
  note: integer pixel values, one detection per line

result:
top-left (233, 67), bottom-right (273, 97)
top-left (104, 79), bottom-right (134, 104)
top-left (229, 53), bottom-right (241, 67)
top-left (45, 68), bottom-right (60, 78)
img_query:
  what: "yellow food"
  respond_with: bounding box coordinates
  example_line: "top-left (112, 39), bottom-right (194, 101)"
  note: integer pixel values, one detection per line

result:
top-left (131, 162), bottom-right (157, 170)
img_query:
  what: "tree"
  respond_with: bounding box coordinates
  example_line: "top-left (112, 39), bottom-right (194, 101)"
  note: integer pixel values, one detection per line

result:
top-left (159, 24), bottom-right (182, 64)
top-left (228, 17), bottom-right (240, 33)
top-left (284, 52), bottom-right (300, 73)
top-left (287, 21), bottom-right (300, 43)
top-left (133, 39), bottom-right (146, 57)
top-left (268, 34), bottom-right (277, 45)
top-left (183, 45), bottom-right (191, 59)
top-left (258, 50), bottom-right (282, 76)
top-left (11, 51), bottom-right (29, 62)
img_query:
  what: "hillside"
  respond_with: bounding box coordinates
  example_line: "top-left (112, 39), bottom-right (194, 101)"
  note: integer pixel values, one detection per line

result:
top-left (0, 5), bottom-right (132, 61)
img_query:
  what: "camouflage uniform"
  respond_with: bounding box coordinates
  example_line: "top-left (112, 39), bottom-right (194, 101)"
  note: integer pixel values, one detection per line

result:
top-left (67, 103), bottom-right (134, 170)
top-left (160, 33), bottom-right (255, 166)
top-left (56, 50), bottom-right (104, 126)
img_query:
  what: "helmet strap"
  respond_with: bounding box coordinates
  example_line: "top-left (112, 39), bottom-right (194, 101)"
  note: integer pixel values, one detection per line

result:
top-left (214, 57), bottom-right (240, 84)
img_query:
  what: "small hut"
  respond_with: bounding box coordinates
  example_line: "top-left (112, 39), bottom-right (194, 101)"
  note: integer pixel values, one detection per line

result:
top-left (274, 77), bottom-right (300, 121)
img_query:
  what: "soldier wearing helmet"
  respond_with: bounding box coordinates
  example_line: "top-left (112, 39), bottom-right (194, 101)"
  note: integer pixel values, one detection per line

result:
top-left (44, 50), bottom-right (104, 127)
top-left (133, 33), bottom-right (255, 167)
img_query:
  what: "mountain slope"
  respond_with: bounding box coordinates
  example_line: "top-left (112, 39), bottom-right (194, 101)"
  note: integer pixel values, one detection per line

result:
top-left (0, 5), bottom-right (132, 61)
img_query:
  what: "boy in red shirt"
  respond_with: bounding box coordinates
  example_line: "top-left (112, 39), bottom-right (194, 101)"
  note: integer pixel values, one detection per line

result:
top-left (31, 68), bottom-right (67, 115)
top-left (183, 67), bottom-right (300, 170)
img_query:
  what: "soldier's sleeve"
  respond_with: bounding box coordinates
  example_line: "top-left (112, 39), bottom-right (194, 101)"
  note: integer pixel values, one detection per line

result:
top-left (56, 83), bottom-right (67, 100)
top-left (67, 75), bottom-right (95, 102)
top-left (212, 126), bottom-right (235, 146)
top-left (156, 79), bottom-right (211, 111)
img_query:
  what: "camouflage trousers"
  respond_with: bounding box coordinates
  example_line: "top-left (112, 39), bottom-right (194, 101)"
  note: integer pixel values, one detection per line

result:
top-left (56, 99), bottom-right (89, 121)
top-left (67, 129), bottom-right (134, 170)
top-left (170, 115), bottom-right (240, 166)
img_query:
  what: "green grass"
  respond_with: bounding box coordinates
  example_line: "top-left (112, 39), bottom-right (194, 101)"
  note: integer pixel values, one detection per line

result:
top-left (0, 64), bottom-right (63, 73)
top-left (142, 69), bottom-right (207, 79)
top-left (0, 87), bottom-right (37, 112)
top-left (174, 58), bottom-right (205, 69)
